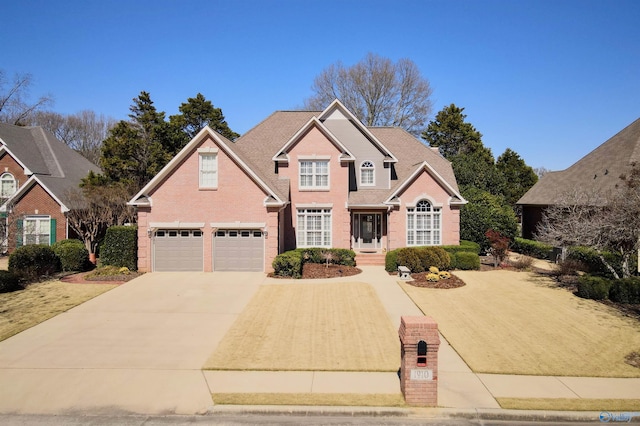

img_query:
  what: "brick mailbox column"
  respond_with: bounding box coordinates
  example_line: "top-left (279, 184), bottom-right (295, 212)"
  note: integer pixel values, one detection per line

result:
top-left (398, 315), bottom-right (440, 406)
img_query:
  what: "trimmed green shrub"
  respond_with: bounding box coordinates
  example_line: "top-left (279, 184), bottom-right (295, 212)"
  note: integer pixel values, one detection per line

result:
top-left (396, 248), bottom-right (423, 273)
top-left (452, 251), bottom-right (480, 270)
top-left (416, 247), bottom-right (451, 271)
top-left (576, 275), bottom-right (612, 300)
top-left (609, 278), bottom-right (640, 304)
top-left (52, 239), bottom-right (89, 272)
top-left (8, 245), bottom-right (61, 282)
top-left (0, 270), bottom-right (20, 293)
top-left (329, 248), bottom-right (356, 267)
top-left (296, 248), bottom-right (356, 267)
top-left (99, 226), bottom-right (137, 271)
top-left (512, 238), bottom-right (554, 260)
top-left (272, 250), bottom-right (303, 278)
top-left (442, 240), bottom-right (480, 256)
top-left (385, 249), bottom-right (399, 272)
top-left (566, 246), bottom-right (632, 279)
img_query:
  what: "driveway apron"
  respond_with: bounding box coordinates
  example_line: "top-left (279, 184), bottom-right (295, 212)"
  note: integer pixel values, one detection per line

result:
top-left (0, 272), bottom-right (265, 415)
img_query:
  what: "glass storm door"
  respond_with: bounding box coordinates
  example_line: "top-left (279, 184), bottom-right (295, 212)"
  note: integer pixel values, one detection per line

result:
top-left (355, 213), bottom-right (382, 249)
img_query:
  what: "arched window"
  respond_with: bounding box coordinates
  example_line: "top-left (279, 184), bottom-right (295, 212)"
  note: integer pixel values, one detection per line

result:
top-left (407, 199), bottom-right (441, 246)
top-left (0, 173), bottom-right (16, 199)
top-left (360, 161), bottom-right (375, 186)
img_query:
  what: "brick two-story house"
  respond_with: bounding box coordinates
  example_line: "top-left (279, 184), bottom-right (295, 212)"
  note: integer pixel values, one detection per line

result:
top-left (129, 100), bottom-right (466, 272)
top-left (0, 123), bottom-right (101, 252)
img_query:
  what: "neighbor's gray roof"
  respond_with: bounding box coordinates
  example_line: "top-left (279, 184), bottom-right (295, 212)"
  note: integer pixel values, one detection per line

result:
top-left (517, 117), bottom-right (640, 206)
top-left (232, 110), bottom-right (460, 205)
top-left (0, 123), bottom-right (102, 207)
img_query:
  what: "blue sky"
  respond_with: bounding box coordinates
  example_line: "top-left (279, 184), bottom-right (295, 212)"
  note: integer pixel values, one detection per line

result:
top-left (3, 0), bottom-right (638, 171)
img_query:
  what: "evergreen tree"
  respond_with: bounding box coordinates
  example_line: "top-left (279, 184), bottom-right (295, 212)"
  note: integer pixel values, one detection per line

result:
top-left (496, 148), bottom-right (538, 207)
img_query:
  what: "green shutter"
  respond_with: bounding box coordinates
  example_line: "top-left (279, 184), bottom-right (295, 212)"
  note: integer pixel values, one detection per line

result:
top-left (16, 219), bottom-right (23, 248)
top-left (49, 218), bottom-right (56, 245)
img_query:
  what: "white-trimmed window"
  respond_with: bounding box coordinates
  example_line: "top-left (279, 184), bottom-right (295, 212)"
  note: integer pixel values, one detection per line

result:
top-left (299, 160), bottom-right (329, 190)
top-left (360, 161), bottom-right (375, 186)
top-left (407, 200), bottom-right (441, 246)
top-left (24, 215), bottom-right (51, 246)
top-left (0, 173), bottom-right (16, 199)
top-left (297, 208), bottom-right (331, 247)
top-left (199, 153), bottom-right (218, 188)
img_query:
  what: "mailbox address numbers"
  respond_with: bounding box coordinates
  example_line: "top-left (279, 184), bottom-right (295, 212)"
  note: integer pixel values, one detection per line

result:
top-left (410, 369), bottom-right (433, 381)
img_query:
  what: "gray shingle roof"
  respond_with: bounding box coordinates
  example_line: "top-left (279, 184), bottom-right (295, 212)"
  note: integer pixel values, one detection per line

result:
top-left (231, 110), bottom-right (460, 205)
top-left (0, 123), bottom-right (101, 208)
top-left (517, 117), bottom-right (640, 206)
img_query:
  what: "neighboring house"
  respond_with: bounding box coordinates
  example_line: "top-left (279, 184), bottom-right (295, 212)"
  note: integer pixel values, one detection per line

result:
top-left (129, 100), bottom-right (466, 272)
top-left (517, 117), bottom-right (640, 239)
top-left (0, 123), bottom-right (101, 252)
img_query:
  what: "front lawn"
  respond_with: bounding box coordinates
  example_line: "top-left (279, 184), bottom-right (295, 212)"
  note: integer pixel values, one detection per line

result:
top-left (0, 280), bottom-right (117, 342)
top-left (203, 282), bottom-right (399, 371)
top-left (401, 270), bottom-right (640, 377)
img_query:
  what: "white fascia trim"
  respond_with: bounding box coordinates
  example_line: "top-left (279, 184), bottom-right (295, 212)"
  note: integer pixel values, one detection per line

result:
top-left (271, 117), bottom-right (356, 163)
top-left (149, 222), bottom-right (205, 229)
top-left (0, 146), bottom-right (32, 176)
top-left (295, 202), bottom-right (334, 209)
top-left (129, 126), bottom-right (284, 206)
top-left (8, 175), bottom-right (70, 212)
top-left (406, 194), bottom-right (444, 209)
top-left (210, 222), bottom-right (266, 229)
top-left (318, 99), bottom-right (398, 163)
top-left (384, 161), bottom-right (466, 205)
top-left (297, 154), bottom-right (331, 160)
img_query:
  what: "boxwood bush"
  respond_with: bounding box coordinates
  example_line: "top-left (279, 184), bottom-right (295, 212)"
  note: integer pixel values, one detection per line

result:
top-left (52, 239), bottom-right (89, 272)
top-left (442, 240), bottom-right (481, 255)
top-left (0, 270), bottom-right (21, 293)
top-left (576, 275), bottom-right (612, 300)
top-left (608, 278), bottom-right (640, 304)
top-left (272, 251), bottom-right (303, 278)
top-left (100, 226), bottom-right (138, 271)
top-left (8, 245), bottom-right (61, 282)
top-left (451, 251), bottom-right (481, 270)
top-left (512, 237), bottom-right (554, 260)
top-left (385, 246), bottom-right (453, 273)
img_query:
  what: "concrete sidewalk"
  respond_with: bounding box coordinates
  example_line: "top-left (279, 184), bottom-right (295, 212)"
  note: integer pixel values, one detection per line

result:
top-left (0, 265), bottom-right (638, 420)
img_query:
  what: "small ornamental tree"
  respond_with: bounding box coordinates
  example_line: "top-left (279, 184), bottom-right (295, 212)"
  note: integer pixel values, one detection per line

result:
top-left (485, 229), bottom-right (509, 267)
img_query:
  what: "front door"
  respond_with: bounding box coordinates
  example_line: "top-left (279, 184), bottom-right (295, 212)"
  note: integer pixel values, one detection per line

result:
top-left (354, 213), bottom-right (382, 249)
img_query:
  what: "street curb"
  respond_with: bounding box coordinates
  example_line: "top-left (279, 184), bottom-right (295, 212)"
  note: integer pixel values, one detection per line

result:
top-left (210, 405), bottom-right (609, 422)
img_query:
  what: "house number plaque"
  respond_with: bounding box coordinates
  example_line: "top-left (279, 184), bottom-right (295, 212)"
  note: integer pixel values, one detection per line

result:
top-left (410, 369), bottom-right (433, 381)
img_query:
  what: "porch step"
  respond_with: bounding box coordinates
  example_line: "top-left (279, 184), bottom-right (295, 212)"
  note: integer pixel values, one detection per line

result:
top-left (355, 252), bottom-right (386, 266)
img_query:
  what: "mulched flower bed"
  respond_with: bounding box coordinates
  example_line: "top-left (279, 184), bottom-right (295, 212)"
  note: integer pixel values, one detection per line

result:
top-left (405, 272), bottom-right (466, 289)
top-left (270, 263), bottom-right (362, 279)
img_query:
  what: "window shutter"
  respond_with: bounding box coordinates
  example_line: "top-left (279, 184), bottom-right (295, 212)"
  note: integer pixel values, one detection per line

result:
top-left (16, 219), bottom-right (23, 247)
top-left (49, 218), bottom-right (56, 245)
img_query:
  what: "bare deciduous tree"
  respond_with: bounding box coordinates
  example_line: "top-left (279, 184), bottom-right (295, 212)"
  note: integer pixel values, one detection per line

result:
top-left (304, 53), bottom-right (433, 136)
top-left (65, 184), bottom-right (136, 257)
top-left (0, 70), bottom-right (53, 125)
top-left (31, 110), bottom-right (116, 165)
top-left (535, 165), bottom-right (640, 278)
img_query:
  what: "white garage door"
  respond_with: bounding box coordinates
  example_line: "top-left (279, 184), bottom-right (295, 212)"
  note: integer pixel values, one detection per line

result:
top-left (213, 229), bottom-right (264, 272)
top-left (153, 229), bottom-right (203, 272)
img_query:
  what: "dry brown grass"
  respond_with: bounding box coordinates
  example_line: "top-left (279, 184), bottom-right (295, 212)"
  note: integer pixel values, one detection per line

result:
top-left (497, 398), bottom-right (640, 411)
top-left (212, 393), bottom-right (406, 407)
top-left (0, 280), bottom-right (117, 341)
top-left (401, 270), bottom-right (640, 377)
top-left (203, 282), bottom-right (399, 371)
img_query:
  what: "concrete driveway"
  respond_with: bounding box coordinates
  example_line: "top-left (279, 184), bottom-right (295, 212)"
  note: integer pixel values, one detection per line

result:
top-left (0, 272), bottom-right (265, 415)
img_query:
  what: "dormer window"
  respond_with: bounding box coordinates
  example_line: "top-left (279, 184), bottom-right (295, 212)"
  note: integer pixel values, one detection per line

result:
top-left (0, 173), bottom-right (16, 199)
top-left (360, 161), bottom-right (375, 186)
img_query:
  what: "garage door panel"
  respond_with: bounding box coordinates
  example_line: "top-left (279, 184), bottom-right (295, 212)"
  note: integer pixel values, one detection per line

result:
top-left (154, 230), bottom-right (203, 272)
top-left (213, 229), bottom-right (263, 272)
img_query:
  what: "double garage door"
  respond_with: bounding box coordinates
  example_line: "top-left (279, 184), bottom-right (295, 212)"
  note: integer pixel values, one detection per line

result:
top-left (152, 229), bottom-right (263, 272)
